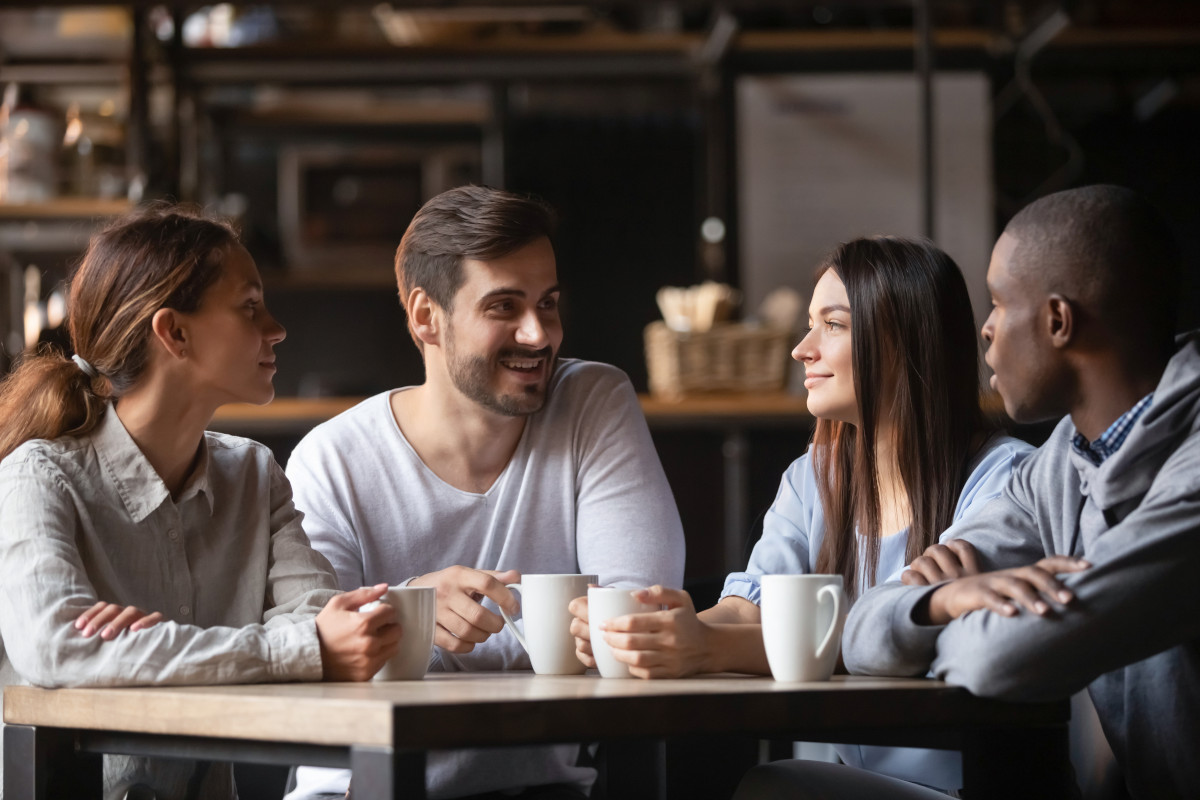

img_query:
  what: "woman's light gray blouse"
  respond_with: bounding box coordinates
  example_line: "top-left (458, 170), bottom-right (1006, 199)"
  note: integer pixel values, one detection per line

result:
top-left (0, 406), bottom-right (339, 799)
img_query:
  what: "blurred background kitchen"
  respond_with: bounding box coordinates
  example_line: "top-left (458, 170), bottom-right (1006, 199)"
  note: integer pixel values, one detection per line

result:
top-left (3, 0), bottom-right (1199, 601)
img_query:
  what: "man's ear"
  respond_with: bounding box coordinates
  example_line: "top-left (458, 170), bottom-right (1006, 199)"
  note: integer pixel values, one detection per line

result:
top-left (407, 288), bottom-right (442, 348)
top-left (150, 307), bottom-right (189, 360)
top-left (1046, 293), bottom-right (1075, 349)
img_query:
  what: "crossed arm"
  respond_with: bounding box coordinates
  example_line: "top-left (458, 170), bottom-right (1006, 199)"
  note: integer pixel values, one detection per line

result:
top-left (845, 467), bottom-right (1200, 701)
top-left (901, 539), bottom-right (1087, 623)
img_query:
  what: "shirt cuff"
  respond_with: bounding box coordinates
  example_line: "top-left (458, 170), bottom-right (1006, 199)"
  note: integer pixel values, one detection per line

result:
top-left (719, 577), bottom-right (762, 606)
top-left (266, 618), bottom-right (325, 681)
top-left (889, 585), bottom-right (947, 657)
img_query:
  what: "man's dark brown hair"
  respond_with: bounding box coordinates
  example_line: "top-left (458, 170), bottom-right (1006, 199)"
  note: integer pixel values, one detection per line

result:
top-left (394, 185), bottom-right (556, 319)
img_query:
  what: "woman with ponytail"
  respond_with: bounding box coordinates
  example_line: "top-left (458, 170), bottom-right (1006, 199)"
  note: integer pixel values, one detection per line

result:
top-left (571, 236), bottom-right (1033, 794)
top-left (0, 205), bottom-right (401, 800)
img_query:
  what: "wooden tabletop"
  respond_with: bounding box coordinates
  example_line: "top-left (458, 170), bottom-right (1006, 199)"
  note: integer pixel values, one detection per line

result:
top-left (4, 672), bottom-right (1063, 751)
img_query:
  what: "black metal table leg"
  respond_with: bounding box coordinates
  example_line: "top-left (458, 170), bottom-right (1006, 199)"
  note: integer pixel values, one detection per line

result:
top-left (600, 739), bottom-right (666, 800)
top-left (5, 725), bottom-right (102, 800)
top-left (961, 724), bottom-right (1075, 800)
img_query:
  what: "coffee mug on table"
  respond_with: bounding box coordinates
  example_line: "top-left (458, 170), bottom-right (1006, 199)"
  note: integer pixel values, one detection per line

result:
top-left (587, 586), bottom-right (656, 678)
top-left (499, 573), bottom-right (597, 675)
top-left (359, 585), bottom-right (437, 681)
top-left (760, 574), bottom-right (847, 682)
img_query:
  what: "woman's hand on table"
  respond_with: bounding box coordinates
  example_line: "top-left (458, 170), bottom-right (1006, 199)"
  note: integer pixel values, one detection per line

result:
top-left (74, 602), bottom-right (163, 639)
top-left (316, 584), bottom-right (402, 681)
top-left (567, 590), bottom-right (598, 668)
top-left (600, 586), bottom-right (715, 679)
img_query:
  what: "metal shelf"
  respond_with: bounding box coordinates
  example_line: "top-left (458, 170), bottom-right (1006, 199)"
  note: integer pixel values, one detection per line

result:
top-left (0, 201), bottom-right (133, 252)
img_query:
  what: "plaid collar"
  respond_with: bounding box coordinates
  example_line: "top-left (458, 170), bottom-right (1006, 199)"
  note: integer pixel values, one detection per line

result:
top-left (1071, 393), bottom-right (1154, 466)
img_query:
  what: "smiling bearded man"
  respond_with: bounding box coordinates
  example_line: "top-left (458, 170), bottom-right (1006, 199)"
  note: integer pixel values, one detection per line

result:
top-left (284, 185), bottom-right (685, 800)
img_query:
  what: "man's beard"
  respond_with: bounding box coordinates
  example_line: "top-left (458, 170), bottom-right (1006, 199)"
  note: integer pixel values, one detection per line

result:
top-left (447, 341), bottom-right (557, 417)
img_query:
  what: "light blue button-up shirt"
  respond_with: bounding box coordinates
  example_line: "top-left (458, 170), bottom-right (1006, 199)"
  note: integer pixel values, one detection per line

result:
top-left (722, 434), bottom-right (1033, 792)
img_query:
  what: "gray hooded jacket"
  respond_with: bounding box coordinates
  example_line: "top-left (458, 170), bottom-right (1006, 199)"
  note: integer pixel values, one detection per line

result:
top-left (844, 331), bottom-right (1200, 799)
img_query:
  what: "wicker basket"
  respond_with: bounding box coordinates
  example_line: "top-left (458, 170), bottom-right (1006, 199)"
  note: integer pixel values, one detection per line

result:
top-left (644, 321), bottom-right (792, 399)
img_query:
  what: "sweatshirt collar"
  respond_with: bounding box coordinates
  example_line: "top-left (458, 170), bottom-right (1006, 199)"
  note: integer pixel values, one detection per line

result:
top-left (1073, 331), bottom-right (1200, 509)
top-left (1071, 393), bottom-right (1154, 466)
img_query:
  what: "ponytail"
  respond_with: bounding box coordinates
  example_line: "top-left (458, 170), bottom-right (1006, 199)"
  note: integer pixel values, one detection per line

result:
top-left (0, 203), bottom-right (237, 463)
top-left (0, 347), bottom-right (109, 462)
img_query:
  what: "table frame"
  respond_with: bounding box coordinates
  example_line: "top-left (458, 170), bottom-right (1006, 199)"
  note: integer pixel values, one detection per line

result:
top-left (4, 673), bottom-right (1071, 800)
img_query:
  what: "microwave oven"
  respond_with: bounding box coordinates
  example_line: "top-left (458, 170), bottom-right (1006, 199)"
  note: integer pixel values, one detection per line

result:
top-left (278, 142), bottom-right (481, 273)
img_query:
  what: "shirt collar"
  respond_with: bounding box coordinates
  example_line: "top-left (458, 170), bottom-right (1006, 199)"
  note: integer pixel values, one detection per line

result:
top-left (1071, 392), bottom-right (1154, 466)
top-left (178, 437), bottom-right (215, 513)
top-left (90, 406), bottom-right (215, 522)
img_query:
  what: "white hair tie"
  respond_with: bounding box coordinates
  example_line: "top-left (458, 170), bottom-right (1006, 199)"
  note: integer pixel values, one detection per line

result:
top-left (72, 354), bottom-right (99, 379)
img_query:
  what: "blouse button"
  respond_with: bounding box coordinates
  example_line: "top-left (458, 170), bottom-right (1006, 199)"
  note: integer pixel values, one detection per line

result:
top-left (168, 529), bottom-right (179, 541)
top-left (179, 605), bottom-right (191, 616)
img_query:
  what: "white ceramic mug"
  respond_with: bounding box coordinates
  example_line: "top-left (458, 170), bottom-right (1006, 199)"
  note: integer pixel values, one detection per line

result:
top-left (499, 573), bottom-right (597, 675)
top-left (360, 585), bottom-right (436, 681)
top-left (760, 574), bottom-right (847, 682)
top-left (587, 586), bottom-right (655, 678)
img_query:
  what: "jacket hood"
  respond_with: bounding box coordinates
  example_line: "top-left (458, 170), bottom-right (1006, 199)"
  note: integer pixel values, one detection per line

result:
top-left (1076, 330), bottom-right (1200, 508)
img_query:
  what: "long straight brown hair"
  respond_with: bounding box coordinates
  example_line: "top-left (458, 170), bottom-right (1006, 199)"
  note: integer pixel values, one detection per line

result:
top-left (0, 205), bottom-right (237, 462)
top-left (811, 236), bottom-right (989, 597)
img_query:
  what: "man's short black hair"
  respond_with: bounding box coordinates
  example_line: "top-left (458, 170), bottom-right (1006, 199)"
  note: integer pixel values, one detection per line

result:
top-left (1005, 184), bottom-right (1181, 356)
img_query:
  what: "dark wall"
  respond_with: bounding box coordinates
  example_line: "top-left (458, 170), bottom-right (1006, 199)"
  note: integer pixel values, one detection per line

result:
top-left (506, 110), bottom-right (701, 389)
top-left (992, 73), bottom-right (1200, 331)
top-left (266, 286), bottom-right (422, 398)
top-left (1073, 104), bottom-right (1200, 331)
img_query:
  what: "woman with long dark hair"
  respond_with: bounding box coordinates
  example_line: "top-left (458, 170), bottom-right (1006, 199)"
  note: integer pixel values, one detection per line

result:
top-left (571, 236), bottom-right (1031, 793)
top-left (0, 205), bottom-right (401, 800)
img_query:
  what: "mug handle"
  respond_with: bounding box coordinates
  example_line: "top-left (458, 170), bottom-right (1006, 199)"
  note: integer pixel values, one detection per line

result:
top-left (814, 584), bottom-right (845, 661)
top-left (498, 583), bottom-right (529, 653)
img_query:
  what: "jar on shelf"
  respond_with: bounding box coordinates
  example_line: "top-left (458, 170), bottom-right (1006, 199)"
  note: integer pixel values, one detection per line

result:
top-left (1, 86), bottom-right (60, 204)
top-left (61, 101), bottom-right (126, 199)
